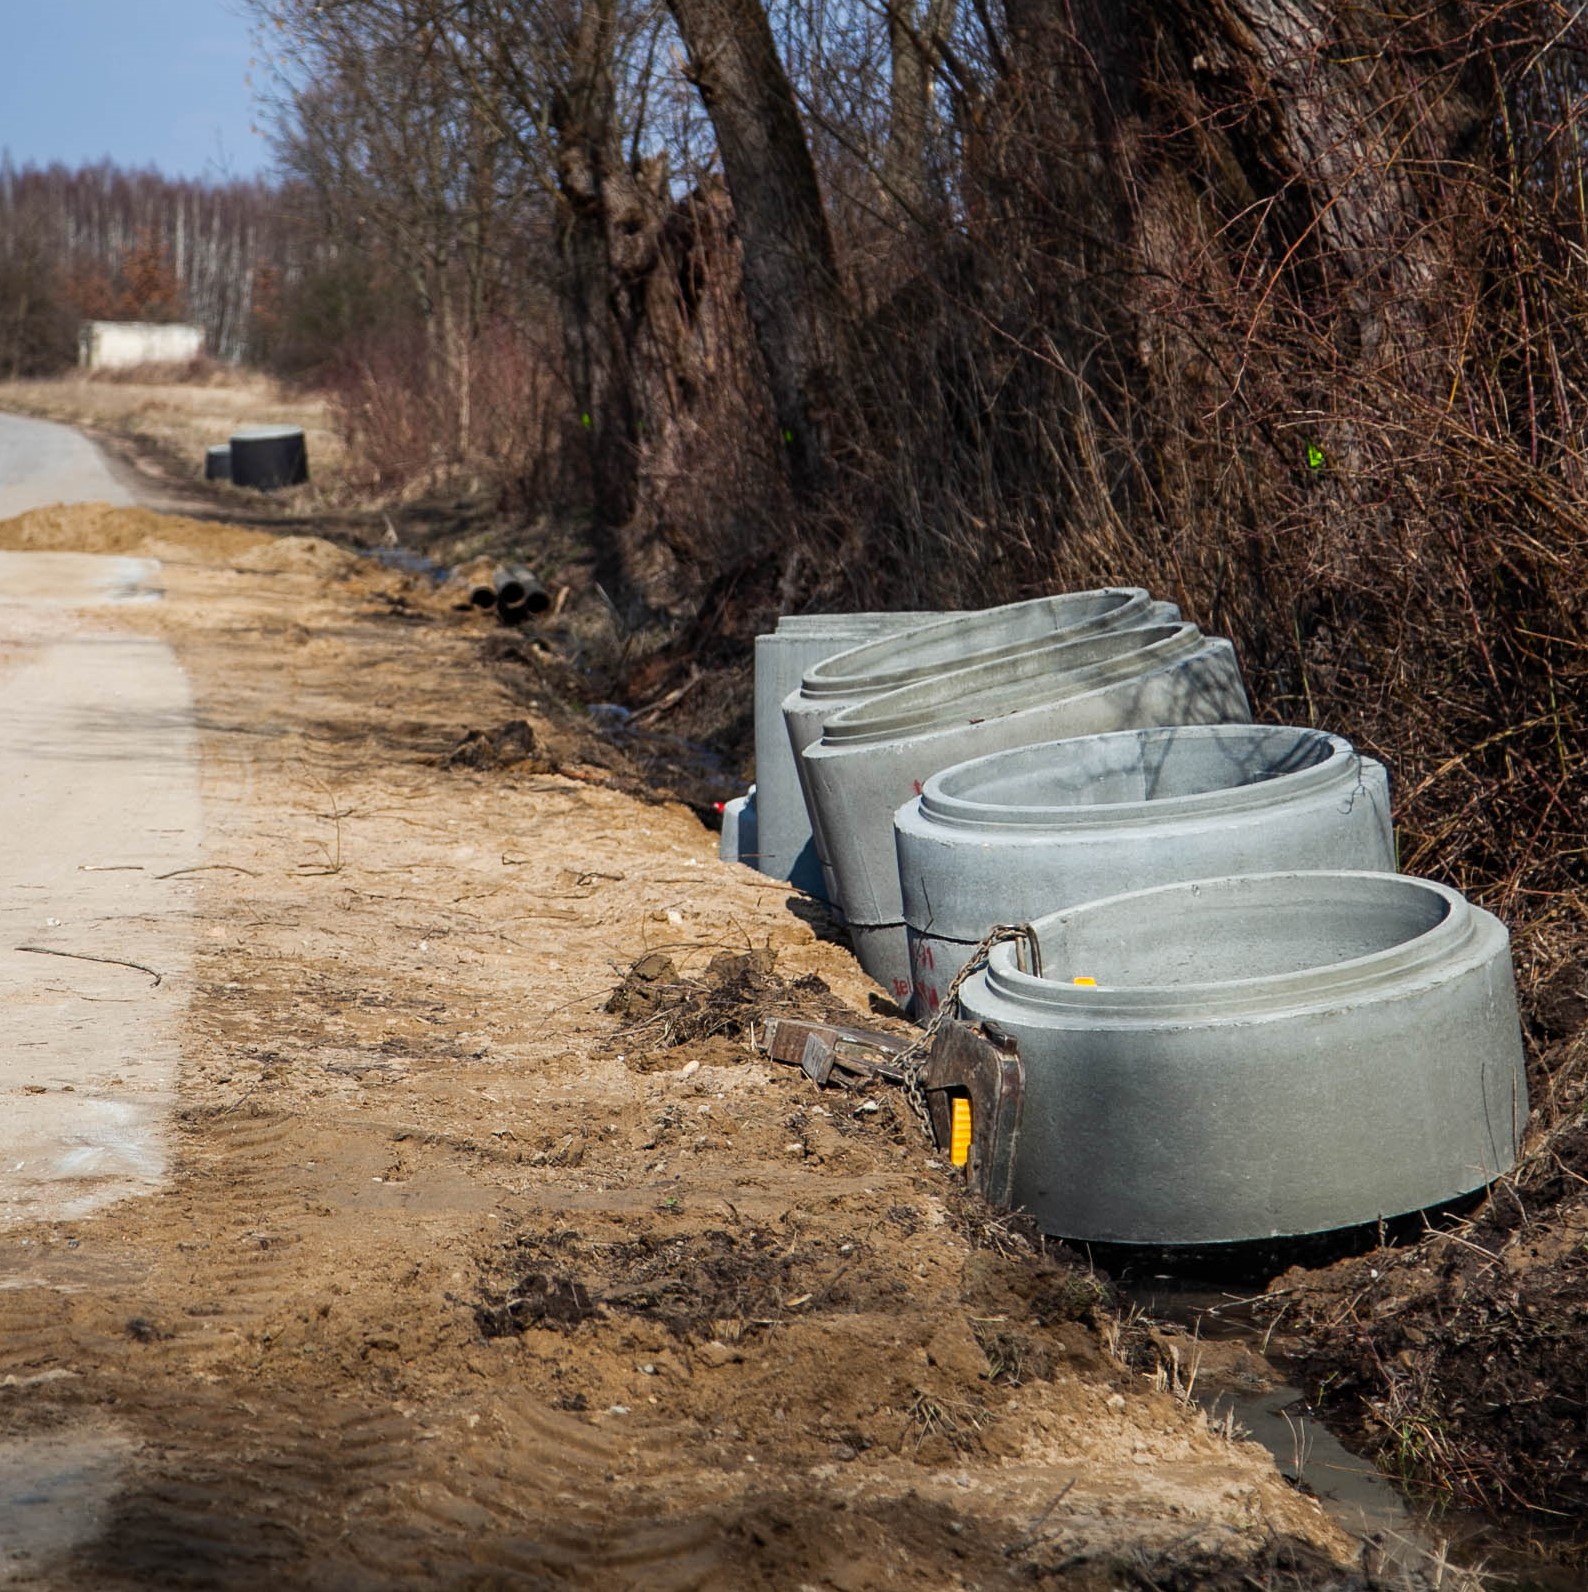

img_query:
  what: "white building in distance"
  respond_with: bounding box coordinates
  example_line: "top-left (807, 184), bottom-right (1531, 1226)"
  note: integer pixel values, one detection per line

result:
top-left (78, 321), bottom-right (206, 371)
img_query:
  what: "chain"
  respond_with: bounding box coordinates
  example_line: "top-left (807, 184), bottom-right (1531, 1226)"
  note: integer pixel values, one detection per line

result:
top-left (896, 922), bottom-right (1042, 1141)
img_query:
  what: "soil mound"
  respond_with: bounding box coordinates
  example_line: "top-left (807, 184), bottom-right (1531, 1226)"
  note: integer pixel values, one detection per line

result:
top-left (604, 946), bottom-right (880, 1060)
top-left (230, 536), bottom-right (362, 576)
top-left (0, 502), bottom-right (273, 561)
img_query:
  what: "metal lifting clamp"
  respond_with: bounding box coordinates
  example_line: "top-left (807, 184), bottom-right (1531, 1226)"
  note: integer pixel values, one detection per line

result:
top-left (757, 1014), bottom-right (1026, 1212)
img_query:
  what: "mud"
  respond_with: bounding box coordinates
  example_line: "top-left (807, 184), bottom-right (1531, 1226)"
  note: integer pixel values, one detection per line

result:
top-left (0, 503), bottom-right (1385, 1589)
top-left (1280, 1105), bottom-right (1588, 1538)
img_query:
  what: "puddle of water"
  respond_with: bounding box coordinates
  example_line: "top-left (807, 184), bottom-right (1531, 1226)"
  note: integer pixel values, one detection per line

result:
top-left (358, 545), bottom-right (450, 581)
top-left (1215, 1382), bottom-right (1416, 1538)
top-left (1124, 1276), bottom-right (1431, 1575)
top-left (0, 1424), bottom-right (132, 1583)
top-left (1122, 1273), bottom-right (1584, 1589)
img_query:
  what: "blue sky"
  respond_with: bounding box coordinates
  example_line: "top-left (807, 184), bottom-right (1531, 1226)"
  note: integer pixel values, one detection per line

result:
top-left (0, 0), bottom-right (271, 181)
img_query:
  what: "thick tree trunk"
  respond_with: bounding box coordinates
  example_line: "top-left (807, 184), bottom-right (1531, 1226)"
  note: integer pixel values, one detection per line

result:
top-left (551, 0), bottom-right (641, 570)
top-left (1167, 2), bottom-right (1483, 376)
top-left (665, 0), bottom-right (848, 497)
top-left (991, 0), bottom-right (1488, 399)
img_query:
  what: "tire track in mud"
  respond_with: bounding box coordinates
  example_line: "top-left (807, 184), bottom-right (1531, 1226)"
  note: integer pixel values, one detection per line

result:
top-left (0, 1283), bottom-right (75, 1380)
top-left (44, 1095), bottom-right (746, 1590)
top-left (77, 1390), bottom-right (412, 1590)
top-left (343, 1392), bottom-right (731, 1590)
top-left (179, 1109), bottom-right (308, 1331)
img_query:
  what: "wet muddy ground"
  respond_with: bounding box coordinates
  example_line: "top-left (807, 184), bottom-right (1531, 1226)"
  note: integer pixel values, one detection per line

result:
top-left (0, 504), bottom-right (1384, 1590)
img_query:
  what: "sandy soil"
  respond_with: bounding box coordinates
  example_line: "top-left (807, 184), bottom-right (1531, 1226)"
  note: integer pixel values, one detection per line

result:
top-left (0, 504), bottom-right (1370, 1590)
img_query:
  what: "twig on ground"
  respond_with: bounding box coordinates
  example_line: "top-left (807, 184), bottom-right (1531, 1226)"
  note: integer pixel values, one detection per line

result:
top-left (630, 668), bottom-right (701, 725)
top-left (15, 945), bottom-right (163, 986)
top-left (155, 864), bottom-right (262, 880)
top-left (1003, 1479), bottom-right (1077, 1555)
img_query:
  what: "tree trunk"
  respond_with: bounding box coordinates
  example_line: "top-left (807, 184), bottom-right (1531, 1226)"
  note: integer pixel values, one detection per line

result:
top-left (665, 0), bottom-right (848, 497)
top-left (882, 0), bottom-right (956, 221)
top-left (551, 0), bottom-right (642, 570)
top-left (1017, 0), bottom-right (1487, 353)
top-left (979, 0), bottom-right (1494, 494)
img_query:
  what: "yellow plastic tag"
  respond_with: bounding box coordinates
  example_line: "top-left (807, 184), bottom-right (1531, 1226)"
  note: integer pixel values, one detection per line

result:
top-left (949, 1096), bottom-right (972, 1167)
top-left (1072, 976), bottom-right (1097, 987)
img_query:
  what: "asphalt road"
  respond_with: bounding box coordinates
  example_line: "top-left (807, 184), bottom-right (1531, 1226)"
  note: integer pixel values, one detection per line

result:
top-left (0, 568), bottom-right (200, 1227)
top-left (0, 410), bottom-right (135, 518)
top-left (0, 419), bottom-right (198, 1229)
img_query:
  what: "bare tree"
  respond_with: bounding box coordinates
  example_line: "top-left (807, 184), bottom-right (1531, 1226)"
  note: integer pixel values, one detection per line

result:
top-left (254, 0), bottom-right (524, 455)
top-left (666, 0), bottom-right (848, 496)
top-left (0, 156), bottom-right (286, 365)
top-left (882, 0), bottom-right (956, 219)
top-left (442, 0), bottom-right (657, 543)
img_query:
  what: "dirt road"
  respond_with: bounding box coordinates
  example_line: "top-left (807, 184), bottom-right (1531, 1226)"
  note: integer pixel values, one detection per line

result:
top-left (0, 502), bottom-right (1364, 1589)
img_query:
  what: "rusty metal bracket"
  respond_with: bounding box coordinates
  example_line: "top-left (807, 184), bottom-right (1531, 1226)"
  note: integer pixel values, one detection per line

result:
top-left (758, 1018), bottom-right (910, 1087)
top-left (922, 1020), bottom-right (1025, 1210)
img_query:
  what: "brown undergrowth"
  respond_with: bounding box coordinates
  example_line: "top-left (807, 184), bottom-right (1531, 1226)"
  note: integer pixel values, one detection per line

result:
top-left (1281, 1007), bottom-right (1588, 1537)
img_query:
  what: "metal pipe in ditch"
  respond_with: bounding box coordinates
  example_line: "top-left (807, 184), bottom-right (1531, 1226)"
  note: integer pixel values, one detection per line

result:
top-left (494, 563), bottom-right (550, 625)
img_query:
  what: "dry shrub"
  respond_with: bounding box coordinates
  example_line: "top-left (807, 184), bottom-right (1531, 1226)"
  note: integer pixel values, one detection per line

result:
top-left (326, 315), bottom-right (565, 499)
top-left (91, 356), bottom-right (231, 386)
top-left (813, 1), bottom-right (1588, 934)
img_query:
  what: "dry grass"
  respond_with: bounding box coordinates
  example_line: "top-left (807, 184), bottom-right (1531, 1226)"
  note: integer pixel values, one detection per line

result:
top-left (0, 367), bottom-right (346, 500)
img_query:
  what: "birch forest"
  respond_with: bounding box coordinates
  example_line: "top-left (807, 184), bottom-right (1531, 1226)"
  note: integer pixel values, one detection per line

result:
top-left (0, 160), bottom-right (289, 370)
